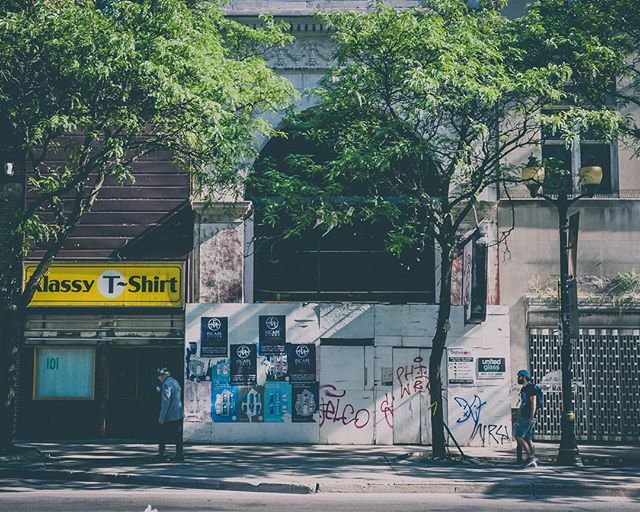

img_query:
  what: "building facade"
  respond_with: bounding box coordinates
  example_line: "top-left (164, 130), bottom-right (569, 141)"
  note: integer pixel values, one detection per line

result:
top-left (16, 0), bottom-right (640, 445)
top-left (18, 149), bottom-right (192, 440)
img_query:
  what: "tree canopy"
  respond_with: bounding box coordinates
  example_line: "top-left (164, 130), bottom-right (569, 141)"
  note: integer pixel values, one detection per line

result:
top-left (0, 0), bottom-right (294, 305)
top-left (248, 0), bottom-right (620, 457)
top-left (0, 0), bottom-right (294, 449)
top-left (517, 0), bottom-right (639, 148)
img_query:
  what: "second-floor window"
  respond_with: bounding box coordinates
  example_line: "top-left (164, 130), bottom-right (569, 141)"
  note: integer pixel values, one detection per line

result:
top-left (541, 110), bottom-right (616, 195)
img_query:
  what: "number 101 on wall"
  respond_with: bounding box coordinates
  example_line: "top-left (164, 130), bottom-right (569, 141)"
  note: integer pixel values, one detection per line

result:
top-left (45, 357), bottom-right (59, 370)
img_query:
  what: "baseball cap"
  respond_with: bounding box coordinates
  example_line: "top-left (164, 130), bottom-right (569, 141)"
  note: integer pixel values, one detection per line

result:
top-left (517, 369), bottom-right (531, 378)
top-left (156, 367), bottom-right (171, 376)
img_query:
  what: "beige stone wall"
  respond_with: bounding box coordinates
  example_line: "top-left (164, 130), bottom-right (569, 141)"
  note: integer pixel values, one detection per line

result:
top-left (497, 199), bottom-right (640, 380)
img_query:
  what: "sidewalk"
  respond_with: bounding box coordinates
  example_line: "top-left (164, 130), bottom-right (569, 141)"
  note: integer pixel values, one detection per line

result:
top-left (1, 441), bottom-right (640, 497)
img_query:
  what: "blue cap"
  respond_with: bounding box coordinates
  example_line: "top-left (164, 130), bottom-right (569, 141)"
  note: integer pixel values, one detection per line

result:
top-left (517, 369), bottom-right (531, 378)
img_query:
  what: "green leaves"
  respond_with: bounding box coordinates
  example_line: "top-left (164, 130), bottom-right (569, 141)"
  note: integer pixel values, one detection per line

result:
top-left (251, 0), bottom-right (588, 257)
top-left (517, 0), bottom-right (639, 149)
top-left (0, 0), bottom-right (294, 261)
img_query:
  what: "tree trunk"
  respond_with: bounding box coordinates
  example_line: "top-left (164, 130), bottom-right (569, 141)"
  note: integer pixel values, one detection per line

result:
top-left (429, 244), bottom-right (453, 459)
top-left (0, 306), bottom-right (24, 452)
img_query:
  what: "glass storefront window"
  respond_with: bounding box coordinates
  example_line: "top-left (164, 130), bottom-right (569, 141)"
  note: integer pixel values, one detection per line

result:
top-left (34, 347), bottom-right (95, 399)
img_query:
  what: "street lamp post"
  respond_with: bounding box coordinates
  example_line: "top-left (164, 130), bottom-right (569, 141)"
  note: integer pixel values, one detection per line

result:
top-left (522, 155), bottom-right (603, 466)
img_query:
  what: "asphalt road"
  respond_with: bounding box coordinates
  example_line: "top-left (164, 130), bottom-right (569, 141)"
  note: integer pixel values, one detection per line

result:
top-left (0, 481), bottom-right (639, 512)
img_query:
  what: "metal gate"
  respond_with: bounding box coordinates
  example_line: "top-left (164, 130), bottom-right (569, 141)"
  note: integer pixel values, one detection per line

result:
top-left (529, 328), bottom-right (640, 442)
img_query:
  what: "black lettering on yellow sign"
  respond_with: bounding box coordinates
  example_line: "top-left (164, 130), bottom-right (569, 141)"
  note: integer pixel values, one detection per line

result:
top-left (35, 274), bottom-right (178, 294)
top-left (128, 275), bottom-right (178, 293)
top-left (36, 276), bottom-right (95, 293)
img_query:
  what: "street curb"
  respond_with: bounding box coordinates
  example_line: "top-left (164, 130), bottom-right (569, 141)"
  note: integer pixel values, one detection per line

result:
top-left (0, 469), bottom-right (315, 495)
top-left (317, 481), bottom-right (640, 497)
top-left (2, 468), bottom-right (640, 497)
top-left (405, 452), bottom-right (639, 468)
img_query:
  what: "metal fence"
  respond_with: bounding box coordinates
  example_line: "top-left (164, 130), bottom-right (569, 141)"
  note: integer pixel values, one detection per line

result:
top-left (529, 327), bottom-right (640, 442)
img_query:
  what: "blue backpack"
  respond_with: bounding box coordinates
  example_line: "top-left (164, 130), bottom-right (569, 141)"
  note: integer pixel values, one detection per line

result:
top-left (534, 383), bottom-right (544, 409)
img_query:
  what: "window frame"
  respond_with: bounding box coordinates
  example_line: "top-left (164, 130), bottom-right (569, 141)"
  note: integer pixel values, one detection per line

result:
top-left (541, 106), bottom-right (618, 195)
top-left (33, 346), bottom-right (96, 401)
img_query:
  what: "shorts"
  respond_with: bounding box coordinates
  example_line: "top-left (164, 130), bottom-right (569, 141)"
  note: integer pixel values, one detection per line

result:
top-left (514, 418), bottom-right (535, 441)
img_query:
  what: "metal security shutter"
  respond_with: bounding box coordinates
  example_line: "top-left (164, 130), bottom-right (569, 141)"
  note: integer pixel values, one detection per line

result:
top-left (25, 312), bottom-right (184, 346)
top-left (529, 328), bottom-right (640, 442)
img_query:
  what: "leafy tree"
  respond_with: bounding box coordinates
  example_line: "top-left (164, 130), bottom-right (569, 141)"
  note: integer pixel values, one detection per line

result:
top-left (248, 0), bottom-right (616, 457)
top-left (0, 0), bottom-right (294, 450)
top-left (517, 0), bottom-right (640, 149)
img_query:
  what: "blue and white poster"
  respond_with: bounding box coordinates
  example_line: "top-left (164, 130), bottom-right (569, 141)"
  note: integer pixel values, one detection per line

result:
top-left (288, 343), bottom-right (316, 383)
top-left (259, 315), bottom-right (286, 355)
top-left (292, 382), bottom-right (318, 423)
top-left (238, 386), bottom-right (264, 423)
top-left (263, 353), bottom-right (288, 382)
top-left (211, 359), bottom-right (230, 386)
top-left (201, 317), bottom-right (228, 357)
top-left (264, 381), bottom-right (291, 423)
top-left (230, 344), bottom-right (257, 386)
top-left (211, 385), bottom-right (238, 422)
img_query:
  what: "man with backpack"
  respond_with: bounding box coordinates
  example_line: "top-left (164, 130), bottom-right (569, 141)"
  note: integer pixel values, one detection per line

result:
top-left (515, 369), bottom-right (541, 468)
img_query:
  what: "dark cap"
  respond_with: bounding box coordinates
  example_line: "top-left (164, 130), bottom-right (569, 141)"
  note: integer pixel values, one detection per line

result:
top-left (156, 367), bottom-right (171, 376)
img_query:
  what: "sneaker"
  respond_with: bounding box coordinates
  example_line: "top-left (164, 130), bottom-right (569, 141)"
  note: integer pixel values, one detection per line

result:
top-left (524, 458), bottom-right (538, 468)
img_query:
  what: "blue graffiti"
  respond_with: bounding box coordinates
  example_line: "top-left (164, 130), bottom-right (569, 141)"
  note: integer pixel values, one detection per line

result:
top-left (454, 395), bottom-right (487, 429)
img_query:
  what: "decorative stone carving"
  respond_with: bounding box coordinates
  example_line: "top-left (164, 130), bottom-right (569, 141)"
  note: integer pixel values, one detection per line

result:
top-left (265, 35), bottom-right (335, 69)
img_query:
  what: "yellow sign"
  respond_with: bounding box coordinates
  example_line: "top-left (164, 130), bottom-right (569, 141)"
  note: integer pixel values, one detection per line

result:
top-left (24, 263), bottom-right (183, 307)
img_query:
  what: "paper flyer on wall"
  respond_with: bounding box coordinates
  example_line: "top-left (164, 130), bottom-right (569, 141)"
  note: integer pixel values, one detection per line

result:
top-left (200, 316), bottom-right (228, 357)
top-left (447, 348), bottom-right (475, 385)
top-left (238, 385), bottom-right (265, 423)
top-left (291, 382), bottom-right (318, 423)
top-left (288, 343), bottom-right (316, 383)
top-left (264, 381), bottom-right (291, 423)
top-left (258, 315), bottom-right (286, 356)
top-left (230, 344), bottom-right (257, 386)
top-left (211, 385), bottom-right (238, 422)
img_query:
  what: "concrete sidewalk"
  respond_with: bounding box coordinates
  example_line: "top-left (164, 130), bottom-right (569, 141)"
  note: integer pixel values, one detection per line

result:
top-left (1, 441), bottom-right (640, 497)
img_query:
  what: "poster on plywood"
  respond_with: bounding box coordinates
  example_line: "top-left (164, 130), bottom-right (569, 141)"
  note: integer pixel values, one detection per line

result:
top-left (288, 343), bottom-right (316, 383)
top-left (230, 344), bottom-right (257, 386)
top-left (292, 382), bottom-right (318, 423)
top-left (259, 315), bottom-right (286, 355)
top-left (447, 348), bottom-right (475, 386)
top-left (211, 385), bottom-right (238, 422)
top-left (238, 385), bottom-right (265, 423)
top-left (200, 317), bottom-right (228, 357)
top-left (184, 380), bottom-right (212, 423)
top-left (264, 381), bottom-right (291, 422)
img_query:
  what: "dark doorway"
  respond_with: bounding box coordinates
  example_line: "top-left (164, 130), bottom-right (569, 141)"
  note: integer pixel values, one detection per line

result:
top-left (106, 347), bottom-right (183, 440)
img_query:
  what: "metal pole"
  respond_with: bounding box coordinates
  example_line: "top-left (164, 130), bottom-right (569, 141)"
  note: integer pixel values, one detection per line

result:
top-left (555, 193), bottom-right (582, 466)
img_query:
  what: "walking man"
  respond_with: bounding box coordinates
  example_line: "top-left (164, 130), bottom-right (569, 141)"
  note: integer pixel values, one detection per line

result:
top-left (515, 369), bottom-right (538, 468)
top-left (157, 367), bottom-right (184, 461)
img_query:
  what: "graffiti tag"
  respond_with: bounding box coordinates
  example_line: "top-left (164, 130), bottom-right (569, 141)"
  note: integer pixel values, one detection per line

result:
top-left (396, 356), bottom-right (429, 399)
top-left (471, 423), bottom-right (511, 445)
top-left (380, 392), bottom-right (394, 428)
top-left (319, 385), bottom-right (371, 429)
top-left (454, 394), bottom-right (487, 429)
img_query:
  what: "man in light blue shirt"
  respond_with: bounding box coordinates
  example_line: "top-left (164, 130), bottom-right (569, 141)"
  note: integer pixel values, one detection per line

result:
top-left (157, 367), bottom-right (184, 461)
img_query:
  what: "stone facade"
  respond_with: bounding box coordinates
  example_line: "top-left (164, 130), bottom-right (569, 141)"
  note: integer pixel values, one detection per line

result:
top-left (188, 0), bottom-right (640, 442)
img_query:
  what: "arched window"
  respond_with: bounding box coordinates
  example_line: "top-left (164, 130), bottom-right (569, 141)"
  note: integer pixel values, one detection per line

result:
top-left (248, 120), bottom-right (435, 303)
